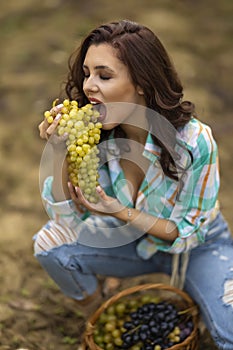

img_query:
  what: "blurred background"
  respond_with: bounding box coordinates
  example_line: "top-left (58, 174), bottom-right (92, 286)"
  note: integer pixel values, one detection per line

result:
top-left (0, 0), bottom-right (232, 349)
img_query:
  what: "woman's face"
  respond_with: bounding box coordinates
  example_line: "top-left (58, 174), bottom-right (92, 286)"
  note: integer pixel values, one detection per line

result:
top-left (83, 43), bottom-right (146, 130)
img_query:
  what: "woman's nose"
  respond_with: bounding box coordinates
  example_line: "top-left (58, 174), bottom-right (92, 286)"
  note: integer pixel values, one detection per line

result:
top-left (83, 76), bottom-right (99, 94)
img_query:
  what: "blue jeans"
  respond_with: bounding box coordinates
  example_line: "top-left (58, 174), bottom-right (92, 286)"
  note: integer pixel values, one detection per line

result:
top-left (34, 213), bottom-right (233, 350)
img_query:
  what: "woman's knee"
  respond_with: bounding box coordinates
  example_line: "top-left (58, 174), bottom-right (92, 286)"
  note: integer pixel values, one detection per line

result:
top-left (34, 221), bottom-right (77, 254)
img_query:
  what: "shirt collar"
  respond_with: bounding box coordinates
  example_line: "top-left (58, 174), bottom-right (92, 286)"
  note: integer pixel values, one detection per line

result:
top-left (143, 132), bottom-right (161, 163)
top-left (143, 129), bottom-right (192, 167)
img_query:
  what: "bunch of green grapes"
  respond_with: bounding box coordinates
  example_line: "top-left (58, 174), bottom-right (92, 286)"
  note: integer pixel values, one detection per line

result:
top-left (44, 99), bottom-right (102, 203)
top-left (93, 294), bottom-right (194, 350)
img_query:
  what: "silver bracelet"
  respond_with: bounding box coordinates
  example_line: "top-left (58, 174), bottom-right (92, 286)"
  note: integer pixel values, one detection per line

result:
top-left (127, 208), bottom-right (132, 219)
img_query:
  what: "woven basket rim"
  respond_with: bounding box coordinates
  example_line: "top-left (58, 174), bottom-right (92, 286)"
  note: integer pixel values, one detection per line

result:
top-left (82, 283), bottom-right (199, 350)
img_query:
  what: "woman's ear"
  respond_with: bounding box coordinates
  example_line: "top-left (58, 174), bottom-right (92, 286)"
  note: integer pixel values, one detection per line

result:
top-left (137, 86), bottom-right (144, 95)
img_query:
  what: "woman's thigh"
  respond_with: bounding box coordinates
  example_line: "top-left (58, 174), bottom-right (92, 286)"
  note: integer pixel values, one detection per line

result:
top-left (45, 239), bottom-right (172, 277)
top-left (35, 237), bottom-right (172, 299)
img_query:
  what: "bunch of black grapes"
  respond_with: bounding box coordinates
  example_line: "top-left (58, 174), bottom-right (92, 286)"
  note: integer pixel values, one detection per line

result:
top-left (94, 295), bottom-right (194, 350)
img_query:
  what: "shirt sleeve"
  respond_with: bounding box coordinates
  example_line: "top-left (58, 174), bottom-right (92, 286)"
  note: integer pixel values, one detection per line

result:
top-left (41, 176), bottom-right (89, 228)
top-left (166, 124), bottom-right (220, 253)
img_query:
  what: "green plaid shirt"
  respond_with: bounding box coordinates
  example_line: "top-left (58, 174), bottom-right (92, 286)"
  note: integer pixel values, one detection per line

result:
top-left (42, 117), bottom-right (220, 257)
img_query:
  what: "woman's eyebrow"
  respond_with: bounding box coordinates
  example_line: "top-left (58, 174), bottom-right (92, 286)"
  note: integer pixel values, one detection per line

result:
top-left (83, 64), bottom-right (115, 73)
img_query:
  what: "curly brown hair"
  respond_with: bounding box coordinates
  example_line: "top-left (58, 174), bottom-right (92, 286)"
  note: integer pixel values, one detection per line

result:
top-left (64, 20), bottom-right (195, 182)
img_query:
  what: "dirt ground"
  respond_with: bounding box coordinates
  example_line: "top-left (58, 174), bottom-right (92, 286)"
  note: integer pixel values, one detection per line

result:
top-left (0, 0), bottom-right (232, 349)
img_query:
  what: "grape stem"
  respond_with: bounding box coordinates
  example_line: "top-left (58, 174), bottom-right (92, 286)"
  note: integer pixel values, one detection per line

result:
top-left (52, 98), bottom-right (59, 107)
top-left (178, 306), bottom-right (197, 315)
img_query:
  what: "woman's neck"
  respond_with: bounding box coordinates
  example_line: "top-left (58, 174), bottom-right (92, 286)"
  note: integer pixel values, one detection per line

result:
top-left (121, 110), bottom-right (149, 145)
top-left (121, 123), bottom-right (148, 145)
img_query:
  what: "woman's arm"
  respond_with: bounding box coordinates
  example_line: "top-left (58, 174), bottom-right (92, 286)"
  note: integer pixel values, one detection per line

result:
top-left (113, 206), bottom-right (179, 241)
top-left (51, 148), bottom-right (70, 202)
top-left (69, 185), bottom-right (179, 242)
top-left (38, 106), bottom-right (71, 202)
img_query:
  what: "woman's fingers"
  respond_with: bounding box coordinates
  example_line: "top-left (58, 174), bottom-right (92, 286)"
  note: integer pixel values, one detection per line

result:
top-left (68, 182), bottom-right (76, 199)
top-left (50, 103), bottom-right (63, 115)
top-left (69, 183), bottom-right (122, 216)
top-left (46, 113), bottom-right (62, 138)
top-left (74, 186), bottom-right (88, 204)
top-left (96, 186), bottom-right (107, 200)
top-left (68, 183), bottom-right (85, 213)
top-left (72, 186), bottom-right (100, 212)
top-left (68, 182), bottom-right (80, 202)
top-left (38, 113), bottom-right (67, 146)
top-left (38, 120), bottom-right (49, 139)
top-left (38, 103), bottom-right (63, 140)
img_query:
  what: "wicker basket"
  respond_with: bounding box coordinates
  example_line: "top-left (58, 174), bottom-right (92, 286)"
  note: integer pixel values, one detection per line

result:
top-left (82, 283), bottom-right (199, 350)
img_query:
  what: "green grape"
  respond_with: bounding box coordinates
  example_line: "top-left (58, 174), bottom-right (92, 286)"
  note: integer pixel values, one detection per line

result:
top-left (174, 326), bottom-right (181, 335)
top-left (128, 299), bottom-right (139, 309)
top-left (106, 305), bottom-right (115, 315)
top-left (103, 333), bottom-right (112, 343)
top-left (114, 337), bottom-right (123, 346)
top-left (48, 116), bottom-right (54, 123)
top-left (111, 329), bottom-right (121, 338)
top-left (140, 294), bottom-right (153, 304)
top-left (44, 99), bottom-right (102, 203)
top-left (115, 302), bottom-right (126, 315)
top-left (174, 335), bottom-right (180, 342)
top-left (104, 322), bottom-right (116, 332)
top-left (154, 346), bottom-right (161, 350)
top-left (99, 313), bottom-right (108, 324)
top-left (94, 334), bottom-right (104, 345)
top-left (107, 314), bottom-right (117, 322)
top-left (131, 346), bottom-right (141, 350)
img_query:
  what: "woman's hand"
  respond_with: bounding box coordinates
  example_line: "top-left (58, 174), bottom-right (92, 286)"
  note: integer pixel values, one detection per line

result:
top-left (68, 183), bottom-right (125, 216)
top-left (38, 104), bottom-right (67, 149)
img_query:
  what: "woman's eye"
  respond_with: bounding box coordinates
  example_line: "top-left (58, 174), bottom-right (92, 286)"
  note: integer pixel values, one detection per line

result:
top-left (83, 72), bottom-right (111, 80)
top-left (100, 76), bottom-right (111, 80)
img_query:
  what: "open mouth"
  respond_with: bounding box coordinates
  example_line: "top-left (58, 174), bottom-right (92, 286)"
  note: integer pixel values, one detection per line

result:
top-left (91, 103), bottom-right (106, 122)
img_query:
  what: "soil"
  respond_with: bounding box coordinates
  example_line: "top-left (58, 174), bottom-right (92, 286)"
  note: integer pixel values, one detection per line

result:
top-left (0, 1), bottom-right (232, 349)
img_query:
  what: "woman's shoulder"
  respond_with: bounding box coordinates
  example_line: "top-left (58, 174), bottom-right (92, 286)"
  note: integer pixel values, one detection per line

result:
top-left (177, 117), bottom-right (217, 154)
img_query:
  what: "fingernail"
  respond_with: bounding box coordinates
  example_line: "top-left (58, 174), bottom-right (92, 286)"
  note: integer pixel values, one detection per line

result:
top-left (96, 186), bottom-right (102, 193)
top-left (55, 113), bottom-right (61, 121)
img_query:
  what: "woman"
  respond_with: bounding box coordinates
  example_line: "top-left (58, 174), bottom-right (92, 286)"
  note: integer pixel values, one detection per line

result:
top-left (36, 20), bottom-right (233, 349)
